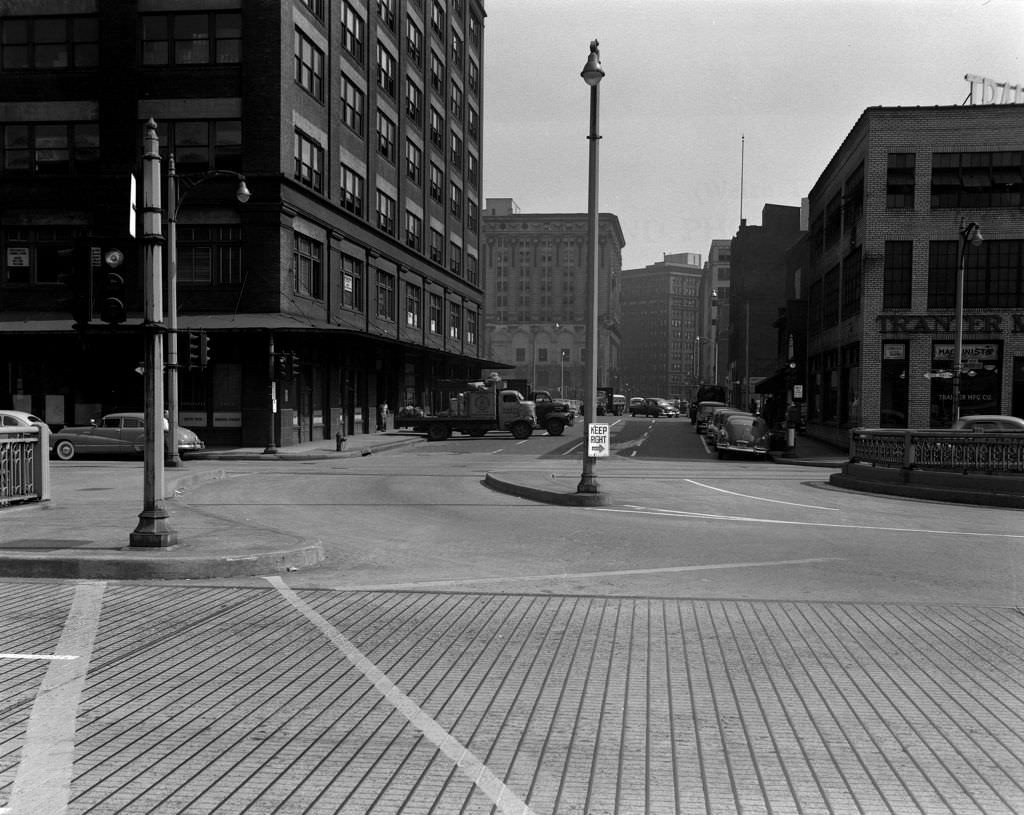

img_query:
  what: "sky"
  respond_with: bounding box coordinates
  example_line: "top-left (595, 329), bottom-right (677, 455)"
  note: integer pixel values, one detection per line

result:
top-left (482, 0), bottom-right (1024, 271)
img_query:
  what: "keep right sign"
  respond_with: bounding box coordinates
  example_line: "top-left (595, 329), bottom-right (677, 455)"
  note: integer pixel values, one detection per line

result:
top-left (587, 423), bottom-right (610, 457)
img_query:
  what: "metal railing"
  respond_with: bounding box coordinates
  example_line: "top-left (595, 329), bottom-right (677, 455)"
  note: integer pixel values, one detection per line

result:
top-left (849, 428), bottom-right (1024, 474)
top-left (0, 425), bottom-right (51, 506)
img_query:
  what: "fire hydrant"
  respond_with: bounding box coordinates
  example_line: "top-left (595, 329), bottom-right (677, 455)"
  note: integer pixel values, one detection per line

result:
top-left (336, 431), bottom-right (347, 451)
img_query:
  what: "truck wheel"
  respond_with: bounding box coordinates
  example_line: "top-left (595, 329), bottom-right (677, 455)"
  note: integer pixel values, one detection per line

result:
top-left (510, 421), bottom-right (532, 440)
top-left (426, 424), bottom-right (451, 441)
top-left (54, 440), bottom-right (76, 461)
top-left (545, 418), bottom-right (565, 436)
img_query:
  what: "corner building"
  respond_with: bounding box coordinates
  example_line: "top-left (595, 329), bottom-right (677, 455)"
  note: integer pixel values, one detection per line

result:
top-left (805, 104), bottom-right (1024, 444)
top-left (0, 0), bottom-right (489, 446)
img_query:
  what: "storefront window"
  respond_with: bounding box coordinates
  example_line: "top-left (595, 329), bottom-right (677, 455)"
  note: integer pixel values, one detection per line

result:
top-left (930, 341), bottom-right (1001, 427)
top-left (880, 342), bottom-right (908, 427)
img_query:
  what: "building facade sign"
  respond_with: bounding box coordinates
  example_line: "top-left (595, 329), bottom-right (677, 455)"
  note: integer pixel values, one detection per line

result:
top-left (964, 74), bottom-right (1024, 105)
top-left (877, 314), bottom-right (1024, 334)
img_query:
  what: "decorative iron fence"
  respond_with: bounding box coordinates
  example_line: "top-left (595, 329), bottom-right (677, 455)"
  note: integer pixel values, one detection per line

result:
top-left (849, 428), bottom-right (1024, 474)
top-left (0, 425), bottom-right (50, 506)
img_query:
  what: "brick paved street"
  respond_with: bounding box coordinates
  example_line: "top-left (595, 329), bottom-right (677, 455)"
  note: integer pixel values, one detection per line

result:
top-left (1, 580), bottom-right (1021, 814)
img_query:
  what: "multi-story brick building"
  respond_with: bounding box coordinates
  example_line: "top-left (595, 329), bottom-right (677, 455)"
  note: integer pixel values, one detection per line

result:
top-left (804, 104), bottom-right (1024, 445)
top-left (0, 0), bottom-right (488, 447)
top-left (702, 238), bottom-right (732, 389)
top-left (619, 252), bottom-right (706, 402)
top-left (481, 198), bottom-right (625, 398)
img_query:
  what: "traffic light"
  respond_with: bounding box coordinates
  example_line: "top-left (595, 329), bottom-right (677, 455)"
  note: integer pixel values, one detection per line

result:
top-left (56, 242), bottom-right (92, 326)
top-left (274, 352), bottom-right (289, 380)
top-left (97, 245), bottom-right (127, 324)
top-left (199, 332), bottom-right (212, 367)
top-left (290, 353), bottom-right (301, 379)
top-left (187, 331), bottom-right (202, 368)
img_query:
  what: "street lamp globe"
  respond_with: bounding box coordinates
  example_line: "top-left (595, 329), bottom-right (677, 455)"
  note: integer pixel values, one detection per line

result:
top-left (235, 178), bottom-right (251, 204)
top-left (581, 40), bottom-right (604, 86)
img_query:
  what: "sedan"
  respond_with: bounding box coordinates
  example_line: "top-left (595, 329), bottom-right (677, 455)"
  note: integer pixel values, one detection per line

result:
top-left (641, 398), bottom-right (679, 418)
top-left (51, 412), bottom-right (205, 461)
top-left (715, 413), bottom-right (770, 459)
top-left (0, 410), bottom-right (47, 428)
top-left (951, 415), bottom-right (1024, 432)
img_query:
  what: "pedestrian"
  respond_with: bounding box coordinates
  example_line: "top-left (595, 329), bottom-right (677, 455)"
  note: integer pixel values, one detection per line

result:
top-left (377, 401), bottom-right (389, 432)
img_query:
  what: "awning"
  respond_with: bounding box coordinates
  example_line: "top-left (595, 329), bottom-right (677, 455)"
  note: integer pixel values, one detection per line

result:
top-left (755, 369), bottom-right (789, 394)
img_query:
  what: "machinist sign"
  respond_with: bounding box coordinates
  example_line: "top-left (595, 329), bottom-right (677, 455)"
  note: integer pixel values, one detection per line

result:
top-left (588, 423), bottom-right (610, 457)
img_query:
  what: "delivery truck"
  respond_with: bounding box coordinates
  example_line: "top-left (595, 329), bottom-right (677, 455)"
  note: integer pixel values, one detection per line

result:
top-left (394, 381), bottom-right (538, 441)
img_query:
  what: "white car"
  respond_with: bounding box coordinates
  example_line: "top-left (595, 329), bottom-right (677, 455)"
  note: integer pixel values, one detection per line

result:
top-left (0, 410), bottom-right (47, 428)
top-left (51, 412), bottom-right (205, 460)
top-left (951, 415), bottom-right (1024, 432)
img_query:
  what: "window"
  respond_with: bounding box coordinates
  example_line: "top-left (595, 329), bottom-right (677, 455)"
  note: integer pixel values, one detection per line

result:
top-left (1, 227), bottom-right (77, 285)
top-left (294, 233), bottom-right (323, 299)
top-left (883, 241), bottom-right (912, 310)
top-left (449, 301), bottom-right (462, 339)
top-left (341, 2), bottom-right (365, 64)
top-left (931, 151), bottom-right (1024, 209)
top-left (930, 239), bottom-right (1024, 309)
top-left (341, 75), bottom-right (365, 135)
top-left (467, 106), bottom-right (479, 142)
top-left (293, 131), bottom-right (323, 192)
top-left (466, 253), bottom-right (479, 287)
top-left (429, 228), bottom-right (444, 263)
top-left (340, 163), bottom-right (364, 216)
top-left (341, 253), bottom-right (364, 310)
top-left (406, 282), bottom-right (422, 328)
top-left (431, 1), bottom-right (446, 40)
top-left (824, 193), bottom-right (841, 248)
top-left (376, 190), bottom-right (396, 235)
top-left (429, 107), bottom-right (444, 149)
top-left (466, 198), bottom-right (478, 233)
top-left (156, 119), bottom-right (242, 173)
top-left (140, 12), bottom-right (240, 66)
top-left (466, 310), bottom-right (477, 345)
top-left (429, 163), bottom-right (443, 203)
top-left (2, 15), bottom-right (99, 69)
top-left (299, 0), bottom-right (324, 21)
top-left (377, 0), bottom-right (396, 31)
top-left (430, 51), bottom-right (445, 96)
top-left (405, 78), bottom-right (423, 123)
top-left (886, 153), bottom-right (915, 209)
top-left (294, 28), bottom-right (324, 101)
top-left (450, 82), bottom-right (463, 120)
top-left (449, 182), bottom-right (462, 218)
top-left (841, 249), bottom-right (862, 318)
top-left (467, 151), bottom-right (478, 187)
top-left (450, 131), bottom-right (462, 168)
top-left (405, 139), bottom-right (422, 185)
top-left (376, 41), bottom-right (396, 97)
top-left (428, 292), bottom-right (443, 334)
top-left (406, 18), bottom-right (423, 66)
top-left (177, 226), bottom-right (242, 285)
top-left (451, 31), bottom-right (463, 68)
top-left (468, 14), bottom-right (481, 47)
top-left (467, 58), bottom-right (480, 95)
top-left (376, 269), bottom-right (396, 320)
top-left (405, 210), bottom-right (422, 250)
top-left (376, 110), bottom-right (396, 162)
top-left (449, 242), bottom-right (462, 276)
top-left (2, 122), bottom-right (99, 175)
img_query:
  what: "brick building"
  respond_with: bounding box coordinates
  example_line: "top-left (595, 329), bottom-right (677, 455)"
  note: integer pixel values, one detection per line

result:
top-left (804, 104), bottom-right (1024, 445)
top-left (481, 198), bottom-right (625, 398)
top-left (0, 0), bottom-right (489, 447)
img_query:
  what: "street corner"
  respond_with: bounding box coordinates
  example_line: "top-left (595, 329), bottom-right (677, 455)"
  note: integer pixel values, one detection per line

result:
top-left (483, 471), bottom-right (608, 507)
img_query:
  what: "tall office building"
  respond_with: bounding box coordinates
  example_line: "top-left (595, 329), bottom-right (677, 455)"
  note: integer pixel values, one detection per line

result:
top-left (0, 0), bottom-right (488, 446)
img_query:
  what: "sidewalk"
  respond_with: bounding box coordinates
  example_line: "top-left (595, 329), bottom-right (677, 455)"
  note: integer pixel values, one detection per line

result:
top-left (0, 430), bottom-right (847, 580)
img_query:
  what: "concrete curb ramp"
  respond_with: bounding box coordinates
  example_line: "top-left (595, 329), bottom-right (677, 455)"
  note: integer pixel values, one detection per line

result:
top-left (483, 472), bottom-right (608, 506)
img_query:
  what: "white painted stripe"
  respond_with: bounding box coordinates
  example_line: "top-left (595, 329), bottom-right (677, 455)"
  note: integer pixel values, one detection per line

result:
top-left (0, 653), bottom-right (79, 660)
top-left (684, 479), bottom-right (840, 510)
top-left (266, 576), bottom-right (539, 815)
top-left (333, 557), bottom-right (842, 592)
top-left (604, 505), bottom-right (1024, 538)
top-left (6, 581), bottom-right (105, 815)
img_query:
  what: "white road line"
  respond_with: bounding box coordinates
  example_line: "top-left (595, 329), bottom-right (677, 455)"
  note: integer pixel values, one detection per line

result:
top-left (266, 576), bottom-right (539, 815)
top-left (0, 653), bottom-right (79, 660)
top-left (333, 558), bottom-right (842, 592)
top-left (684, 478), bottom-right (840, 510)
top-left (3, 581), bottom-right (105, 815)
top-left (607, 505), bottom-right (1024, 538)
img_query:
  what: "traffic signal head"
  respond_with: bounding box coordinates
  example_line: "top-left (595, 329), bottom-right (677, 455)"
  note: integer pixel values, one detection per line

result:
top-left (274, 352), bottom-right (289, 380)
top-left (199, 332), bottom-right (212, 367)
top-left (98, 246), bottom-right (127, 324)
top-left (56, 242), bottom-right (92, 326)
top-left (290, 353), bottom-right (301, 379)
top-left (187, 331), bottom-right (202, 368)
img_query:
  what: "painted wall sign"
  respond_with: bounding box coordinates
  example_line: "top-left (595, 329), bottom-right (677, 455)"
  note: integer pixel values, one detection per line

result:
top-left (877, 313), bottom-right (1024, 334)
top-left (964, 74), bottom-right (1024, 105)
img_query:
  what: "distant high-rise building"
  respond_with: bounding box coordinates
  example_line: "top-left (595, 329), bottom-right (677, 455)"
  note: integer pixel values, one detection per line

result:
top-left (620, 253), bottom-right (705, 401)
top-left (481, 199), bottom-right (625, 398)
top-left (704, 239), bottom-right (732, 388)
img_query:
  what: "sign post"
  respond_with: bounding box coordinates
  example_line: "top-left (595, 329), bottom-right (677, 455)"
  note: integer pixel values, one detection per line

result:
top-left (587, 423), bottom-right (610, 458)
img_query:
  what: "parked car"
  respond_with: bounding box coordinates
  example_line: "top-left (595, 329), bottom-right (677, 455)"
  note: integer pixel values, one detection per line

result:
top-left (715, 413), bottom-right (771, 459)
top-left (628, 397), bottom-right (647, 417)
top-left (951, 415), bottom-right (1024, 432)
top-left (693, 401), bottom-right (728, 434)
top-left (51, 412), bottom-right (205, 460)
top-left (705, 407), bottom-right (750, 443)
top-left (0, 410), bottom-right (47, 428)
top-left (641, 398), bottom-right (679, 418)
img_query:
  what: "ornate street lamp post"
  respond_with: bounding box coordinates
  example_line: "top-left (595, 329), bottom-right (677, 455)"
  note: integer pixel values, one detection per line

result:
top-left (578, 40), bottom-right (604, 494)
top-left (952, 220), bottom-right (983, 424)
top-left (166, 155), bottom-right (250, 465)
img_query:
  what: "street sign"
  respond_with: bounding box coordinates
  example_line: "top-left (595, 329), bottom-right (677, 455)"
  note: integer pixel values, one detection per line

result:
top-left (588, 423), bottom-right (610, 457)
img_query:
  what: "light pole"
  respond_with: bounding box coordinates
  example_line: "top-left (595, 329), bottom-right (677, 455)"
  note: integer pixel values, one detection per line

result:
top-left (560, 349), bottom-right (568, 397)
top-left (952, 220), bottom-right (983, 424)
top-left (166, 154), bottom-right (250, 465)
top-left (578, 39), bottom-right (603, 494)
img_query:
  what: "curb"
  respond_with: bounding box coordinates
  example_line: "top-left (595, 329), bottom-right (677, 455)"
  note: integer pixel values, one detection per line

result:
top-left (483, 473), bottom-right (608, 507)
top-left (189, 436), bottom-right (424, 461)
